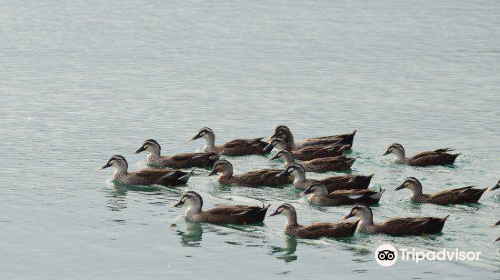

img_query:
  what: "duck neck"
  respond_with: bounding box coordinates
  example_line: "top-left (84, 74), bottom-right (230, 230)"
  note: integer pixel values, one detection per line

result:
top-left (292, 169), bottom-right (306, 183)
top-left (393, 150), bottom-right (406, 161)
top-left (147, 146), bottom-right (161, 160)
top-left (409, 188), bottom-right (424, 201)
top-left (113, 165), bottom-right (128, 178)
top-left (185, 204), bottom-right (202, 218)
top-left (219, 166), bottom-right (233, 180)
top-left (358, 212), bottom-right (374, 229)
top-left (203, 135), bottom-right (216, 149)
top-left (285, 211), bottom-right (299, 228)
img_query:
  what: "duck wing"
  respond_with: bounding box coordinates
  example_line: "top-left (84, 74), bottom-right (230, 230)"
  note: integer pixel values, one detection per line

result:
top-left (222, 138), bottom-right (265, 148)
top-left (412, 148), bottom-right (454, 159)
top-left (430, 186), bottom-right (487, 204)
top-left (328, 189), bottom-right (383, 204)
top-left (299, 221), bottom-right (359, 238)
top-left (379, 216), bottom-right (447, 235)
top-left (169, 152), bottom-right (219, 168)
top-left (409, 152), bottom-right (460, 166)
top-left (233, 169), bottom-right (290, 186)
top-left (204, 204), bottom-right (270, 224)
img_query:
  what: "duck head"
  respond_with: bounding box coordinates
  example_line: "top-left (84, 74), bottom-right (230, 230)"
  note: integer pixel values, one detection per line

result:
top-left (383, 143), bottom-right (406, 159)
top-left (134, 139), bottom-right (161, 156)
top-left (270, 150), bottom-right (295, 165)
top-left (301, 182), bottom-right (328, 197)
top-left (342, 204), bottom-right (373, 224)
top-left (190, 127), bottom-right (216, 147)
top-left (100, 155), bottom-right (128, 174)
top-left (171, 191), bottom-right (203, 215)
top-left (207, 159), bottom-right (233, 177)
top-left (269, 203), bottom-right (298, 226)
top-left (269, 125), bottom-right (294, 143)
top-left (278, 164), bottom-right (306, 181)
top-left (264, 137), bottom-right (287, 152)
top-left (395, 177), bottom-right (423, 196)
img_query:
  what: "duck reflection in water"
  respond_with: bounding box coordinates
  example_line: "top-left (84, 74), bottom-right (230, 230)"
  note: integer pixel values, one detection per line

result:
top-left (175, 220), bottom-right (203, 247)
top-left (270, 236), bottom-right (298, 263)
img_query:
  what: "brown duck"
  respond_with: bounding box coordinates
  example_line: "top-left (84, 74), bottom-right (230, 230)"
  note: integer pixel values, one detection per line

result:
top-left (342, 204), bottom-right (448, 236)
top-left (135, 139), bottom-right (219, 169)
top-left (269, 203), bottom-right (359, 239)
top-left (270, 125), bottom-right (356, 150)
top-left (190, 127), bottom-right (268, 156)
top-left (395, 177), bottom-right (499, 205)
top-left (208, 159), bottom-right (292, 187)
top-left (271, 150), bottom-right (355, 173)
top-left (301, 182), bottom-right (384, 206)
top-left (278, 164), bottom-right (373, 191)
top-left (383, 143), bottom-right (459, 166)
top-left (172, 191), bottom-right (269, 224)
top-left (100, 155), bottom-right (192, 186)
top-left (265, 137), bottom-right (349, 161)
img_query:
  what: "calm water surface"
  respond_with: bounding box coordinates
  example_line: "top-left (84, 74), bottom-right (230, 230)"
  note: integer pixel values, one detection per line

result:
top-left (1, 0), bottom-right (499, 279)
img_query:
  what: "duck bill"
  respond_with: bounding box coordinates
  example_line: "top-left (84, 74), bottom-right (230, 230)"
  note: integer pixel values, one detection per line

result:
top-left (207, 169), bottom-right (217, 176)
top-left (301, 187), bottom-right (313, 196)
top-left (341, 211), bottom-right (354, 221)
top-left (394, 184), bottom-right (405, 191)
top-left (263, 143), bottom-right (274, 153)
top-left (270, 154), bottom-right (280, 160)
top-left (267, 132), bottom-right (279, 141)
top-left (276, 170), bottom-right (289, 177)
top-left (99, 162), bottom-right (111, 170)
top-left (382, 150), bottom-right (390, 156)
top-left (268, 209), bottom-right (280, 217)
top-left (134, 146), bottom-right (146, 154)
top-left (189, 133), bottom-right (202, 141)
top-left (491, 182), bottom-right (500, 191)
top-left (170, 200), bottom-right (184, 208)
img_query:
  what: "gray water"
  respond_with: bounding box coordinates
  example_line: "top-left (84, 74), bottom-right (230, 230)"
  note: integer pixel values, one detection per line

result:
top-left (1, 0), bottom-right (499, 279)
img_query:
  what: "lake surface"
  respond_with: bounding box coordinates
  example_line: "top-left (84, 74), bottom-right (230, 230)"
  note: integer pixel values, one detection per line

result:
top-left (1, 0), bottom-right (499, 279)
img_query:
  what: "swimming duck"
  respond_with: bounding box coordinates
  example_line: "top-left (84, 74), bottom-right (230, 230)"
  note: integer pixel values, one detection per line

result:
top-left (271, 150), bottom-right (355, 173)
top-left (270, 125), bottom-right (356, 150)
top-left (341, 204), bottom-right (448, 236)
top-left (100, 155), bottom-right (191, 186)
top-left (383, 143), bottom-right (459, 166)
top-left (172, 191), bottom-right (269, 225)
top-left (265, 137), bottom-right (349, 161)
top-left (269, 203), bottom-right (359, 239)
top-left (134, 139), bottom-right (219, 169)
top-left (190, 127), bottom-right (268, 156)
top-left (207, 159), bottom-right (292, 187)
top-left (278, 164), bottom-right (373, 191)
top-left (301, 182), bottom-right (384, 206)
top-left (395, 177), bottom-right (500, 205)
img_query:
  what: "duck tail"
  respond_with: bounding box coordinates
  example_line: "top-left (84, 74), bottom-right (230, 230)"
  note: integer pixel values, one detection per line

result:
top-left (178, 170), bottom-right (194, 183)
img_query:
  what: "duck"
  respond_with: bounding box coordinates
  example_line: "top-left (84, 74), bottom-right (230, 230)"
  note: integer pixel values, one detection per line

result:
top-left (382, 143), bottom-right (460, 166)
top-left (271, 150), bottom-right (355, 173)
top-left (134, 139), bottom-right (219, 169)
top-left (265, 137), bottom-right (349, 161)
top-left (268, 203), bottom-right (359, 239)
top-left (301, 182), bottom-right (384, 206)
top-left (341, 204), bottom-right (448, 236)
top-left (270, 125), bottom-right (356, 150)
top-left (171, 191), bottom-right (269, 225)
top-left (278, 164), bottom-right (373, 191)
top-left (395, 177), bottom-right (500, 205)
top-left (100, 155), bottom-right (192, 186)
top-left (190, 127), bottom-right (268, 156)
top-left (207, 159), bottom-right (292, 187)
